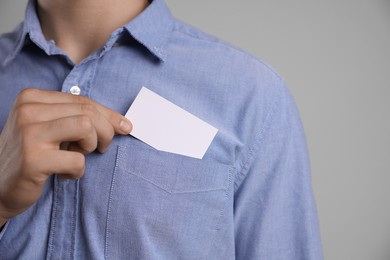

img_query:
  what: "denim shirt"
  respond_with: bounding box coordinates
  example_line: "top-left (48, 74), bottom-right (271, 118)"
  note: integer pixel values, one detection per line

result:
top-left (0, 0), bottom-right (323, 259)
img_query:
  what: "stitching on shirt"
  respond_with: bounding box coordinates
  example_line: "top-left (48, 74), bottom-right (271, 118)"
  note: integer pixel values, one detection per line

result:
top-left (69, 180), bottom-right (79, 260)
top-left (217, 165), bottom-right (234, 231)
top-left (85, 60), bottom-right (99, 98)
top-left (117, 164), bottom-right (229, 194)
top-left (122, 168), bottom-right (174, 193)
top-left (234, 79), bottom-right (284, 191)
top-left (116, 142), bottom-right (232, 193)
top-left (206, 166), bottom-right (234, 258)
top-left (47, 176), bottom-right (59, 260)
top-left (105, 145), bottom-right (121, 260)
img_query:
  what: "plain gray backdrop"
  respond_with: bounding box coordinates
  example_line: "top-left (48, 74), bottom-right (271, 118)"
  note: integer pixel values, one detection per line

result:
top-left (1, 1), bottom-right (389, 260)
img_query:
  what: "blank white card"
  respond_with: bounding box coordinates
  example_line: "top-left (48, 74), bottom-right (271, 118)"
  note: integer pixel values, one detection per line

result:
top-left (125, 87), bottom-right (218, 159)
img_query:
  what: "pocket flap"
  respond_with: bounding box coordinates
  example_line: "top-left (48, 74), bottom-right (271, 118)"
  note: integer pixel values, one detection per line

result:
top-left (117, 143), bottom-right (232, 193)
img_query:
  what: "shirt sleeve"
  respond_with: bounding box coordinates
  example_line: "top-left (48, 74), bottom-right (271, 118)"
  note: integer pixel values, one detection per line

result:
top-left (233, 81), bottom-right (323, 259)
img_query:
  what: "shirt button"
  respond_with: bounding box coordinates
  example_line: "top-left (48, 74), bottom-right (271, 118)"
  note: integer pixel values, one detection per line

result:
top-left (70, 85), bottom-right (81, 95)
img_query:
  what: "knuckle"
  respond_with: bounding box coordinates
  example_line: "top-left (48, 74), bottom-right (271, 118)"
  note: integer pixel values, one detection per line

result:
top-left (82, 144), bottom-right (96, 154)
top-left (73, 94), bottom-right (91, 105)
top-left (75, 115), bottom-right (94, 132)
top-left (80, 103), bottom-right (98, 120)
top-left (16, 88), bottom-right (40, 104)
top-left (101, 127), bottom-right (115, 145)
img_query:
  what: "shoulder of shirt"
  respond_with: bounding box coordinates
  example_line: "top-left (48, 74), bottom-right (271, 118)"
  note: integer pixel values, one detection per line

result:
top-left (171, 19), bottom-right (284, 82)
top-left (0, 22), bottom-right (24, 61)
top-left (170, 18), bottom-right (288, 112)
top-left (171, 18), bottom-right (288, 120)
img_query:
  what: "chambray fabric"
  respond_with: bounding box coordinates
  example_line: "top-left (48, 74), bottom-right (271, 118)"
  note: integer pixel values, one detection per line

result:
top-left (0, 0), bottom-right (323, 259)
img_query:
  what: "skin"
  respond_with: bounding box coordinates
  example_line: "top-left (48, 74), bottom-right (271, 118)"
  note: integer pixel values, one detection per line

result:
top-left (0, 0), bottom-right (149, 227)
top-left (38, 0), bottom-right (149, 64)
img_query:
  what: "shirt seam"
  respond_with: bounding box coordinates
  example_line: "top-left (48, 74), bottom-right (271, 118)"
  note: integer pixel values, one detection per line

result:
top-left (105, 145), bottom-right (121, 259)
top-left (46, 176), bottom-right (59, 260)
top-left (233, 79), bottom-right (284, 191)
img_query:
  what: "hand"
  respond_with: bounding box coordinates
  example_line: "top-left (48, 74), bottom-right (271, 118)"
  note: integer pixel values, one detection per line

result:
top-left (0, 88), bottom-right (132, 226)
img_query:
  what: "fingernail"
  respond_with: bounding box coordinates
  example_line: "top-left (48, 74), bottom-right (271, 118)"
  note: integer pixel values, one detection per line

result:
top-left (120, 119), bottom-right (132, 134)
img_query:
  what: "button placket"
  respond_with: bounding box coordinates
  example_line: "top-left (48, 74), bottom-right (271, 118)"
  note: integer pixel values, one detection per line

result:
top-left (61, 60), bottom-right (99, 98)
top-left (61, 69), bottom-right (82, 95)
top-left (50, 63), bottom-right (93, 259)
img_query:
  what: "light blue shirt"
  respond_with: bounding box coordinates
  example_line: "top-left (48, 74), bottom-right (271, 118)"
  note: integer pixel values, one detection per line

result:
top-left (0, 0), bottom-right (323, 259)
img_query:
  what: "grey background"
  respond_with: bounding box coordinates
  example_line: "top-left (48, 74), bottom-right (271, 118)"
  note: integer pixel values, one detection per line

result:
top-left (1, 1), bottom-right (389, 259)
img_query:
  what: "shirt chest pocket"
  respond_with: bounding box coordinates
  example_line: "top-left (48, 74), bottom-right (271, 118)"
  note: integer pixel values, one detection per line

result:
top-left (105, 142), bottom-right (233, 260)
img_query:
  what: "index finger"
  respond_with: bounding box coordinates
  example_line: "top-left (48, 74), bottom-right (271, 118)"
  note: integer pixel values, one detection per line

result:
top-left (16, 88), bottom-right (132, 135)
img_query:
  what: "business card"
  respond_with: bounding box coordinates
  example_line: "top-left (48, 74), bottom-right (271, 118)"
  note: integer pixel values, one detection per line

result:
top-left (125, 87), bottom-right (218, 159)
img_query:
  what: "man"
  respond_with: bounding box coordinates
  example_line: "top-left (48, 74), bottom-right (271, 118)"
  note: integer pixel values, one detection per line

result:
top-left (0, 0), bottom-right (323, 259)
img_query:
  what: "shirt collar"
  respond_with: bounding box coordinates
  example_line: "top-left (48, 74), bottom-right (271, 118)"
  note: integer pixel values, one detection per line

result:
top-left (4, 0), bottom-right (174, 66)
top-left (123, 0), bottom-right (173, 61)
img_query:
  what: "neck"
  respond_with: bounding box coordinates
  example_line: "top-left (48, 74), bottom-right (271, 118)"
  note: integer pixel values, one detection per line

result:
top-left (37, 0), bottom-right (149, 64)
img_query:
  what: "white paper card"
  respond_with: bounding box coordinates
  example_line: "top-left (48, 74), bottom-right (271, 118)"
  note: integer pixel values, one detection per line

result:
top-left (125, 87), bottom-right (218, 159)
